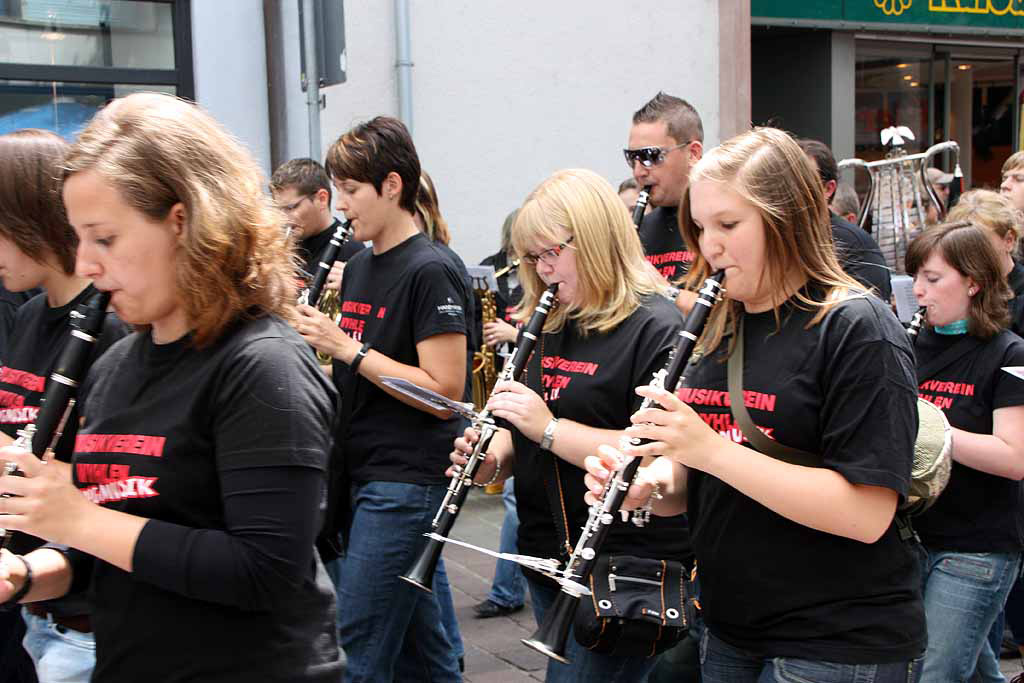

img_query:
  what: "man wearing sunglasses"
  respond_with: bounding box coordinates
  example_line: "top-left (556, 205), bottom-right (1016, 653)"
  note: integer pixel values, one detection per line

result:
top-left (271, 157), bottom-right (365, 290)
top-left (625, 93), bottom-right (704, 308)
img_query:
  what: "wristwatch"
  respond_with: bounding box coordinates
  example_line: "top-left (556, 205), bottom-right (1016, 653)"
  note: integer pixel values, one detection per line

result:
top-left (540, 417), bottom-right (559, 451)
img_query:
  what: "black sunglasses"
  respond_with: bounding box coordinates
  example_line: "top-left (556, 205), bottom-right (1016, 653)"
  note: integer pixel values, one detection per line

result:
top-left (622, 142), bottom-right (690, 169)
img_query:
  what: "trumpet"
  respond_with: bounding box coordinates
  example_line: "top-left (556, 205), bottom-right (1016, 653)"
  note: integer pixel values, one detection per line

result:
top-left (632, 185), bottom-right (652, 228)
top-left (400, 283), bottom-right (558, 592)
top-left (522, 272), bottom-right (724, 663)
top-left (1, 290), bottom-right (112, 549)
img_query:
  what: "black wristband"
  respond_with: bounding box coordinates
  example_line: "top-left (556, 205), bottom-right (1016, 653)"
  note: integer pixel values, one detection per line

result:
top-left (350, 342), bottom-right (371, 375)
top-left (1, 555), bottom-right (32, 609)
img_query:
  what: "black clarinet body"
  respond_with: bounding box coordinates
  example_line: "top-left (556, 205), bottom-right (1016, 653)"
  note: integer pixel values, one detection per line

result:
top-left (1, 290), bottom-right (112, 547)
top-left (299, 220), bottom-right (353, 307)
top-left (632, 185), bottom-right (652, 228)
top-left (907, 306), bottom-right (926, 343)
top-left (400, 283), bottom-right (559, 592)
top-left (523, 272), bottom-right (724, 663)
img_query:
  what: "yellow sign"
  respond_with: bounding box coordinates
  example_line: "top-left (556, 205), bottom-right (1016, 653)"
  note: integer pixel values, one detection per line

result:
top-left (929, 0), bottom-right (1024, 16)
top-left (876, 0), bottom-right (913, 16)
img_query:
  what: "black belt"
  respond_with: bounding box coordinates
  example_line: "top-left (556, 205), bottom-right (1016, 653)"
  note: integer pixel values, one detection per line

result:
top-left (24, 603), bottom-right (92, 634)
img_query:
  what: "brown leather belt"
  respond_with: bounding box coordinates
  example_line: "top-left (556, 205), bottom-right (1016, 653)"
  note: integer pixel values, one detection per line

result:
top-left (24, 604), bottom-right (92, 634)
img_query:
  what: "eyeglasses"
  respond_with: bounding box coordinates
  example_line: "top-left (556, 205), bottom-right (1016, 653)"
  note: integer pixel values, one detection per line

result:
top-left (622, 142), bottom-right (691, 169)
top-left (523, 236), bottom-right (574, 266)
top-left (280, 194), bottom-right (314, 212)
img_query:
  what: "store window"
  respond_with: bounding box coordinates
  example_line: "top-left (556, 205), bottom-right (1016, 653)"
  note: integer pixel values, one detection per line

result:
top-left (0, 0), bottom-right (191, 139)
top-left (855, 40), bottom-right (1021, 190)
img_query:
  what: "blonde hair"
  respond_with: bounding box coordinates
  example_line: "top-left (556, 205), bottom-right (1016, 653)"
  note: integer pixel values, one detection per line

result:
top-left (512, 168), bottom-right (664, 336)
top-left (947, 189), bottom-right (1020, 254)
top-left (415, 171), bottom-right (451, 246)
top-left (679, 127), bottom-right (863, 354)
top-left (63, 93), bottom-right (296, 348)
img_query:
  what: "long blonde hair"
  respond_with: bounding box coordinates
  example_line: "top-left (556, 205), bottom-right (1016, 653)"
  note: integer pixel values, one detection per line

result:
top-left (63, 93), bottom-right (295, 348)
top-left (512, 168), bottom-right (664, 335)
top-left (679, 128), bottom-right (862, 354)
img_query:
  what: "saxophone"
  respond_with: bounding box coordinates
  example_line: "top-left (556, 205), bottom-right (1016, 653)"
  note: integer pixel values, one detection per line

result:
top-left (471, 287), bottom-right (499, 412)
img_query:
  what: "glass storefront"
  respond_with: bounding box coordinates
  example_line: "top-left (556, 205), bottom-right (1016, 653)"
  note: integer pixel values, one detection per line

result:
top-left (854, 40), bottom-right (1021, 190)
top-left (0, 0), bottom-right (190, 139)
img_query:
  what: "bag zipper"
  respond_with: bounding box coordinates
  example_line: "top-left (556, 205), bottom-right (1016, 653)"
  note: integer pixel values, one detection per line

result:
top-left (608, 573), bottom-right (663, 591)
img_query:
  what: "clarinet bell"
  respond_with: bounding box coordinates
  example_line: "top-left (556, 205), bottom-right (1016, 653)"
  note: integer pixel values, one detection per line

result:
top-left (399, 534), bottom-right (445, 593)
top-left (521, 590), bottom-right (576, 664)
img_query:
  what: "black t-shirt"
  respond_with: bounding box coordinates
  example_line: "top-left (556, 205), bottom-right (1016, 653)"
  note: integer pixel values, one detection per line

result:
top-left (333, 233), bottom-right (469, 485)
top-left (0, 285), bottom-right (126, 460)
top-left (830, 212), bottom-right (892, 302)
top-left (480, 251), bottom-right (523, 324)
top-left (296, 218), bottom-right (365, 281)
top-left (0, 284), bottom-right (37, 363)
top-left (512, 295), bottom-right (693, 568)
top-left (682, 291), bottom-right (925, 663)
top-left (1009, 260), bottom-right (1024, 336)
top-left (912, 327), bottom-right (1024, 552)
top-left (73, 316), bottom-right (342, 682)
top-left (435, 240), bottom-right (479, 375)
top-left (637, 206), bottom-right (693, 282)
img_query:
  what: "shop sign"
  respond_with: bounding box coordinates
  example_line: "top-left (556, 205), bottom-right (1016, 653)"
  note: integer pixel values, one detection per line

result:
top-left (753, 0), bottom-right (1024, 30)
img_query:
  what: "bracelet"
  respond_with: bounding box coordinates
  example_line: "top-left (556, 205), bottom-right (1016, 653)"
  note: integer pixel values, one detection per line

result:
top-left (540, 417), bottom-right (559, 451)
top-left (630, 479), bottom-right (664, 528)
top-left (1, 554), bottom-right (32, 609)
top-left (475, 457), bottom-right (502, 488)
top-left (349, 342), bottom-right (371, 375)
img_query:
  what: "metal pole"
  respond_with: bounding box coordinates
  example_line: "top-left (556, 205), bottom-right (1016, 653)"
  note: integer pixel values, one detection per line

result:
top-left (302, 0), bottom-right (321, 161)
top-left (943, 51), bottom-right (952, 169)
top-left (395, 0), bottom-right (413, 134)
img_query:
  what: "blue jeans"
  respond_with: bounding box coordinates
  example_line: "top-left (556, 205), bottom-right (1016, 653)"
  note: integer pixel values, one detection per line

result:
top-left (919, 547), bottom-right (1022, 683)
top-left (526, 575), bottom-right (659, 683)
top-left (699, 629), bottom-right (922, 683)
top-left (336, 481), bottom-right (461, 683)
top-left (21, 609), bottom-right (95, 683)
top-left (486, 477), bottom-right (525, 608)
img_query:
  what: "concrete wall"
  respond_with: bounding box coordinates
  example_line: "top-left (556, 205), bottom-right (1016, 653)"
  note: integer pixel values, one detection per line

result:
top-left (318, 0), bottom-right (722, 266)
top-left (191, 0), bottom-right (272, 174)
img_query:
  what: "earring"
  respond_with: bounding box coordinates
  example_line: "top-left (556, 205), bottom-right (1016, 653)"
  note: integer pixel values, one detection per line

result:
top-left (968, 288), bottom-right (977, 296)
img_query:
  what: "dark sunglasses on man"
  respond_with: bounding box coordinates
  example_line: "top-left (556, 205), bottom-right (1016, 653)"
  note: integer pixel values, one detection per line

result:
top-left (622, 142), bottom-right (690, 169)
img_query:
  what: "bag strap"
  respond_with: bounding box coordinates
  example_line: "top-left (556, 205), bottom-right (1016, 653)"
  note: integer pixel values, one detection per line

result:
top-left (726, 315), bottom-right (819, 468)
top-left (915, 334), bottom-right (984, 384)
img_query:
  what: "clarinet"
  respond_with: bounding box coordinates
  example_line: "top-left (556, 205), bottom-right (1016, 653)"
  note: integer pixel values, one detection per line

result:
top-left (523, 271), bottom-right (724, 663)
top-left (400, 283), bottom-right (559, 592)
top-left (298, 219), bottom-right (353, 306)
top-left (907, 306), bottom-right (926, 342)
top-left (632, 185), bottom-right (652, 228)
top-left (1, 290), bottom-right (112, 549)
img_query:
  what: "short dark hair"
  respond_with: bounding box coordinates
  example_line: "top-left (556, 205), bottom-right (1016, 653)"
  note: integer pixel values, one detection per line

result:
top-left (270, 157), bottom-right (331, 203)
top-left (0, 129), bottom-right (77, 275)
top-left (632, 92), bottom-right (704, 144)
top-left (324, 116), bottom-right (420, 213)
top-left (796, 138), bottom-right (838, 187)
top-left (618, 177), bottom-right (638, 193)
top-left (905, 221), bottom-right (1011, 338)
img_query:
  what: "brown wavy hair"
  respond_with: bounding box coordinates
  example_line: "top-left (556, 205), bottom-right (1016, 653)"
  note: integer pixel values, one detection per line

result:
top-left (62, 93), bottom-right (296, 348)
top-left (905, 221), bottom-right (1011, 338)
top-left (0, 129), bottom-right (76, 275)
top-left (679, 127), bottom-right (863, 355)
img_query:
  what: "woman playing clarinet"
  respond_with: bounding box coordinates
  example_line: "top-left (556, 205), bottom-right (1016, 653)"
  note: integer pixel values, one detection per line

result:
top-left (584, 128), bottom-right (926, 682)
top-left (905, 222), bottom-right (1024, 683)
top-left (0, 128), bottom-right (127, 683)
top-left (451, 168), bottom-right (690, 682)
top-left (0, 94), bottom-right (342, 682)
